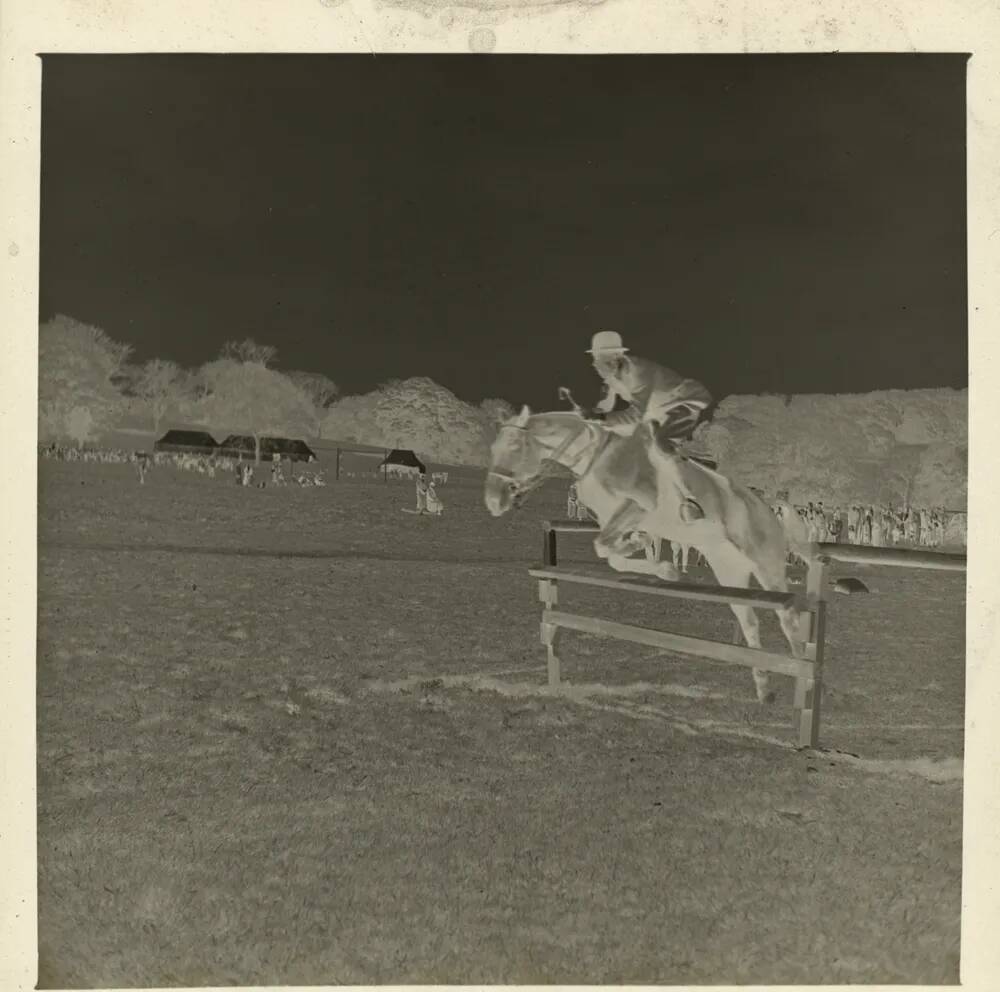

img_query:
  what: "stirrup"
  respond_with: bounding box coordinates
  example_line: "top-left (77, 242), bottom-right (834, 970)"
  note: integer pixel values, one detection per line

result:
top-left (679, 498), bottom-right (705, 523)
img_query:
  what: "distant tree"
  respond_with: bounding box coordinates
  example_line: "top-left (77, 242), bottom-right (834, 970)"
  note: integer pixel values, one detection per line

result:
top-left (372, 377), bottom-right (493, 466)
top-left (112, 362), bottom-right (144, 397)
top-left (195, 343), bottom-right (312, 463)
top-left (320, 380), bottom-right (533, 466)
top-left (134, 359), bottom-right (191, 435)
top-left (320, 393), bottom-right (381, 447)
top-left (912, 444), bottom-right (968, 508)
top-left (479, 398), bottom-right (517, 434)
top-left (286, 370), bottom-right (339, 437)
top-left (220, 338), bottom-right (277, 366)
top-left (38, 314), bottom-right (132, 445)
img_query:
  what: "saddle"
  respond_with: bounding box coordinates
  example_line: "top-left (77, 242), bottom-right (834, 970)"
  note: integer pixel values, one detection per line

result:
top-left (649, 430), bottom-right (715, 469)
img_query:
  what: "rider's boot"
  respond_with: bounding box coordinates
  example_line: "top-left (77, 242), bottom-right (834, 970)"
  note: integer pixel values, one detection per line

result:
top-left (644, 422), bottom-right (706, 523)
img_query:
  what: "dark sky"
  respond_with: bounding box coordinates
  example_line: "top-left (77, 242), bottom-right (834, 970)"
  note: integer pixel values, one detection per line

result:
top-left (39, 54), bottom-right (968, 409)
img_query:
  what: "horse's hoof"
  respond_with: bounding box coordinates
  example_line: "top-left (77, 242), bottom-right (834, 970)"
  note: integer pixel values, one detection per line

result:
top-left (593, 540), bottom-right (611, 560)
top-left (656, 563), bottom-right (679, 582)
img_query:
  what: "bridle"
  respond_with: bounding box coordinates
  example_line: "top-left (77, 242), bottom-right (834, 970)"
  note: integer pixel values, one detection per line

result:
top-left (486, 417), bottom-right (606, 508)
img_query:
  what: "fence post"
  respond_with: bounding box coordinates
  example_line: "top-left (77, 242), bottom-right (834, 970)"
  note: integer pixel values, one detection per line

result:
top-left (335, 448), bottom-right (341, 481)
top-left (795, 555), bottom-right (828, 748)
top-left (539, 578), bottom-right (561, 686)
top-left (542, 522), bottom-right (557, 567)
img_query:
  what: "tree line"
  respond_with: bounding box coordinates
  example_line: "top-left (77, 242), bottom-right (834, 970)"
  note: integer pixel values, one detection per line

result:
top-left (38, 314), bottom-right (516, 465)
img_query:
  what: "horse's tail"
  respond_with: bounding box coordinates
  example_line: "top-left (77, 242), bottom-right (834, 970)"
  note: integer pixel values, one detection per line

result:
top-left (774, 499), bottom-right (821, 564)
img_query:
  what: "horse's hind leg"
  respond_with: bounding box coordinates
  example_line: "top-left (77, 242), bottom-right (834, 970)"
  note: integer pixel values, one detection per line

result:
top-left (702, 546), bottom-right (774, 704)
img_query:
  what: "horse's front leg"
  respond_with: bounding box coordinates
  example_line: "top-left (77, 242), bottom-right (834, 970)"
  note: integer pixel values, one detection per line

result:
top-left (594, 499), bottom-right (648, 560)
top-left (600, 512), bottom-right (677, 580)
top-left (607, 552), bottom-right (679, 583)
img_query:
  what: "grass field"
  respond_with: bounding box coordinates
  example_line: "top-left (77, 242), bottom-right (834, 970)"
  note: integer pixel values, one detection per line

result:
top-left (36, 460), bottom-right (965, 986)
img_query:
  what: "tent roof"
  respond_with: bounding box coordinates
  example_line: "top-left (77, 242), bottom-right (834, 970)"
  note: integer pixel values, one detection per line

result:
top-left (156, 430), bottom-right (219, 447)
top-left (380, 449), bottom-right (426, 469)
top-left (217, 435), bottom-right (318, 459)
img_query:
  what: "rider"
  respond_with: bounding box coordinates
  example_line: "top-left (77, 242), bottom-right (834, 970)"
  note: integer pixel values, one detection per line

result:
top-left (584, 330), bottom-right (713, 522)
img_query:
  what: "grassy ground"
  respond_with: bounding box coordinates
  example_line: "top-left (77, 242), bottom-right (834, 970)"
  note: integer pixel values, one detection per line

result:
top-left (36, 460), bottom-right (964, 986)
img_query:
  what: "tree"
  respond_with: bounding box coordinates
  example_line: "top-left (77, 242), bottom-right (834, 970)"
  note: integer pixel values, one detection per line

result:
top-left (134, 359), bottom-right (191, 435)
top-left (194, 344), bottom-right (313, 463)
top-left (286, 371), bottom-right (339, 437)
top-left (371, 377), bottom-right (493, 466)
top-left (320, 393), bottom-right (381, 447)
top-left (220, 338), bottom-right (277, 366)
top-left (912, 443), bottom-right (967, 509)
top-left (38, 314), bottom-right (132, 445)
top-left (699, 388), bottom-right (967, 507)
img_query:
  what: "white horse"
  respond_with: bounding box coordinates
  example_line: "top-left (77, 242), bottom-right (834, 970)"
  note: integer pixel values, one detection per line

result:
top-left (484, 406), bottom-right (818, 704)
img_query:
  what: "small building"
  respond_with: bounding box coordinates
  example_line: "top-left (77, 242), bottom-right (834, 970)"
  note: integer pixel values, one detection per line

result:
top-left (153, 430), bottom-right (220, 456)
top-left (379, 449), bottom-right (427, 476)
top-left (217, 436), bottom-right (318, 462)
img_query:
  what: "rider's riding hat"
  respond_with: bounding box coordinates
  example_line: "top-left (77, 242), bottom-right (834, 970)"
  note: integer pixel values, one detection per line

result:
top-left (586, 331), bottom-right (628, 355)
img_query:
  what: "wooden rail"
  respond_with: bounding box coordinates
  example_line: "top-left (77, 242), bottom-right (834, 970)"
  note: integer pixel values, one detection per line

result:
top-left (542, 609), bottom-right (817, 681)
top-left (529, 566), bottom-right (800, 611)
top-left (542, 521), bottom-right (966, 571)
top-left (817, 543), bottom-right (967, 571)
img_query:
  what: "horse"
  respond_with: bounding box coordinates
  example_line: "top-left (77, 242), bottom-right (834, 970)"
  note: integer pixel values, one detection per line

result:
top-left (484, 405), bottom-right (818, 704)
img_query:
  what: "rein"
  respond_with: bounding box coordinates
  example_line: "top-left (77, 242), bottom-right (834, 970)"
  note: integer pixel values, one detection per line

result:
top-left (487, 418), bottom-right (606, 507)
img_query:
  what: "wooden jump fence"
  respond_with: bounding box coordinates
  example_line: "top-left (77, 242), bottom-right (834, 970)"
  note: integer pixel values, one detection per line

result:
top-left (530, 519), bottom-right (966, 748)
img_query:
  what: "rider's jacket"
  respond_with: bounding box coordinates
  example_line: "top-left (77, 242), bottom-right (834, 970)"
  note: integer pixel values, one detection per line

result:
top-left (595, 354), bottom-right (713, 432)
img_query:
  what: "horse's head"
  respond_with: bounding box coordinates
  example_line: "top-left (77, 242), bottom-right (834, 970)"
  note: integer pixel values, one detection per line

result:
top-left (484, 405), bottom-right (548, 516)
top-left (485, 406), bottom-right (597, 516)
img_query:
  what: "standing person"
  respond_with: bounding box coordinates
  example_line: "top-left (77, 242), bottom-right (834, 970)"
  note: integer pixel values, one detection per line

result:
top-left (805, 503), bottom-right (818, 543)
top-left (828, 511), bottom-right (843, 544)
top-left (567, 483), bottom-right (580, 520)
top-left (871, 505), bottom-right (884, 547)
top-left (426, 480), bottom-right (444, 516)
top-left (415, 473), bottom-right (429, 514)
top-left (583, 330), bottom-right (713, 522)
top-left (271, 452), bottom-right (285, 487)
top-left (815, 502), bottom-right (828, 541)
top-left (862, 505), bottom-right (873, 545)
top-left (846, 505), bottom-right (859, 544)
